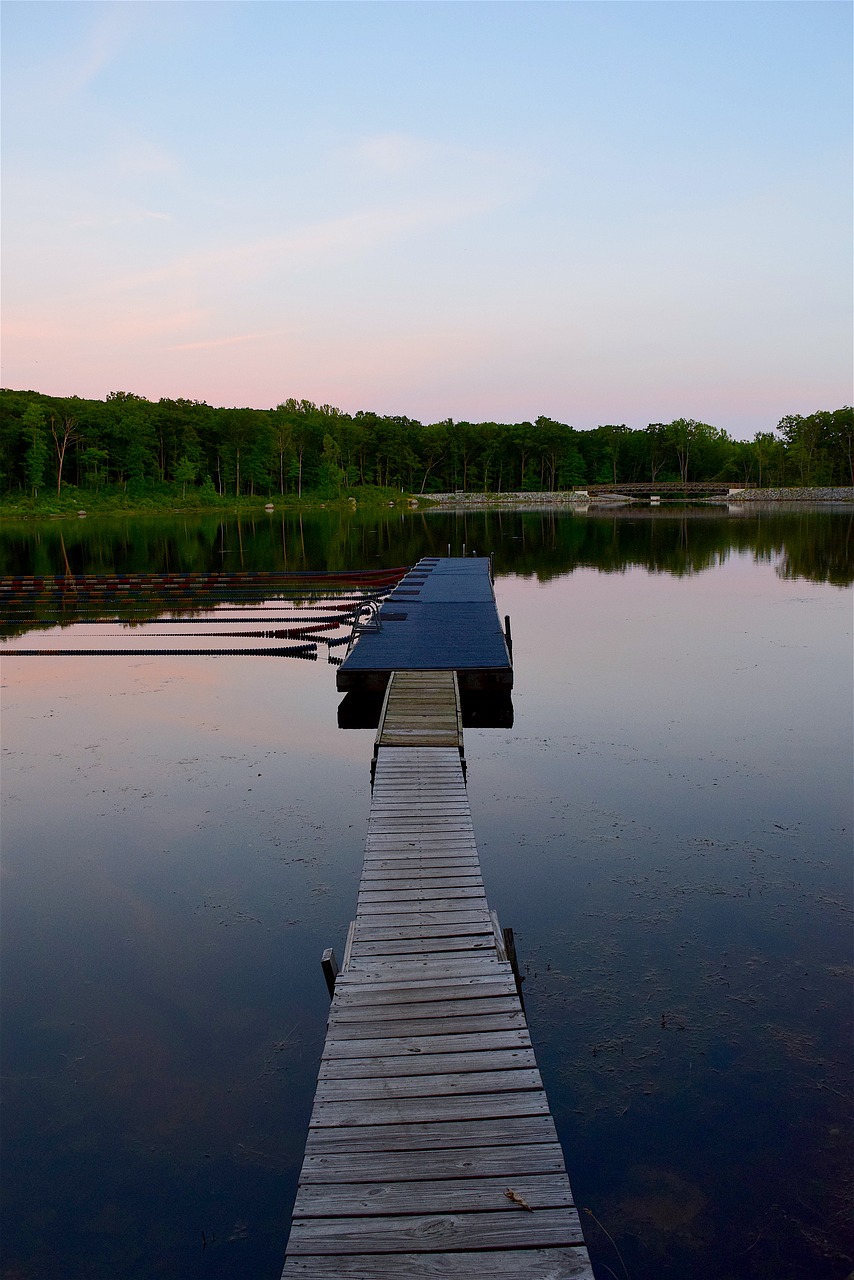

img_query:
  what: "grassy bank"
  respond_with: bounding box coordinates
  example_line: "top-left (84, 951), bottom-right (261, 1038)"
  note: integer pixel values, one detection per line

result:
top-left (0, 484), bottom-right (422, 521)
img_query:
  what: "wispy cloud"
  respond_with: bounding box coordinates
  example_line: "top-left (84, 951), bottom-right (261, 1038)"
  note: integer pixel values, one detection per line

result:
top-left (109, 196), bottom-right (501, 295)
top-left (51, 5), bottom-right (141, 99)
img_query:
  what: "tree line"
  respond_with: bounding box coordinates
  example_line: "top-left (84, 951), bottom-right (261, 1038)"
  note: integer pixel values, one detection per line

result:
top-left (1, 388), bottom-right (851, 501)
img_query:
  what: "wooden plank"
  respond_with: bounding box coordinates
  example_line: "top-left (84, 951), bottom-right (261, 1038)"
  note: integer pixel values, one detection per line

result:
top-left (326, 1012), bottom-right (527, 1039)
top-left (365, 827), bottom-right (475, 836)
top-left (358, 873), bottom-right (484, 886)
top-left (297, 1142), bottom-right (568, 1182)
top-left (369, 805), bottom-right (470, 815)
top-left (330, 996), bottom-right (520, 1020)
top-left (286, 1207), bottom-right (584, 1253)
top-left (282, 1247), bottom-right (595, 1278)
top-left (314, 1068), bottom-right (544, 1103)
top-left (349, 937), bottom-right (497, 957)
top-left (342, 911), bottom-right (492, 928)
top-left (293, 1172), bottom-right (573, 1217)
top-left (358, 886), bottom-right (487, 903)
top-left (308, 1091), bottom-right (551, 1128)
top-left (355, 900), bottom-right (491, 917)
top-left (321, 1030), bottom-right (532, 1059)
top-left (332, 980), bottom-right (516, 1004)
top-left (352, 922), bottom-right (494, 942)
top-left (340, 965), bottom-right (512, 985)
top-left (363, 843), bottom-right (479, 854)
top-left (303, 1113), bottom-right (560, 1154)
top-left (358, 875), bottom-right (483, 885)
top-left (318, 1048), bottom-right (537, 1078)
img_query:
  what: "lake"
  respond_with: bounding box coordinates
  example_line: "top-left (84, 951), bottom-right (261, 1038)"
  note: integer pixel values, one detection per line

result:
top-left (1, 504), bottom-right (852, 1280)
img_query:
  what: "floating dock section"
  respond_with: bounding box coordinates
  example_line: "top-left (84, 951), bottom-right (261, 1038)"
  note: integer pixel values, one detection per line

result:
top-left (282, 671), bottom-right (592, 1278)
top-left (336, 557), bottom-right (513, 693)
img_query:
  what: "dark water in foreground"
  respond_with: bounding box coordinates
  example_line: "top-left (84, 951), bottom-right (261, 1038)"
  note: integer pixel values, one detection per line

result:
top-left (1, 505), bottom-right (852, 1280)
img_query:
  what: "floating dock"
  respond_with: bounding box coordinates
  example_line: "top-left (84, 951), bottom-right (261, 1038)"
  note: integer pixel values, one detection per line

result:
top-left (336, 558), bottom-right (513, 693)
top-left (282, 670), bottom-right (592, 1278)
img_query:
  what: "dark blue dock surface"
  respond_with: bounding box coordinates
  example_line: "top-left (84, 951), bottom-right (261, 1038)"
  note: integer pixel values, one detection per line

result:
top-left (336, 558), bottom-right (513, 692)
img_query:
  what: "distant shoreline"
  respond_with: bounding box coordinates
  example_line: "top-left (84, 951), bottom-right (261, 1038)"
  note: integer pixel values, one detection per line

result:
top-left (1, 486), bottom-right (851, 523)
top-left (421, 486), bottom-right (854, 507)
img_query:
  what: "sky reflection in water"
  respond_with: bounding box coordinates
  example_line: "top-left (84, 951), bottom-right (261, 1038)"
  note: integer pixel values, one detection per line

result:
top-left (1, 508), bottom-right (852, 1280)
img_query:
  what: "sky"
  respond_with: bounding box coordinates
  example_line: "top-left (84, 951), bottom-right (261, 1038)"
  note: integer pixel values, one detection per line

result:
top-left (1, 1), bottom-right (851, 439)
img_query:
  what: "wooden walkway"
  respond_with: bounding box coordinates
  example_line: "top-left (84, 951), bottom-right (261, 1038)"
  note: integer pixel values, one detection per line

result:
top-left (374, 669), bottom-right (464, 752)
top-left (282, 672), bottom-right (592, 1278)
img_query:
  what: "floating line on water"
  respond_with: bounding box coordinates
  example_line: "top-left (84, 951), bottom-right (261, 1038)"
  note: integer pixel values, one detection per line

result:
top-left (77, 625), bottom-right (343, 639)
top-left (2, 645), bottom-right (319, 659)
top-left (0, 568), bottom-right (410, 590)
top-left (0, 613), bottom-right (358, 626)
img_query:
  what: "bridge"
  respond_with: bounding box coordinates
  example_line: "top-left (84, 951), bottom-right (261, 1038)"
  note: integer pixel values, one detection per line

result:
top-left (282, 563), bottom-right (592, 1278)
top-left (582, 481), bottom-right (748, 496)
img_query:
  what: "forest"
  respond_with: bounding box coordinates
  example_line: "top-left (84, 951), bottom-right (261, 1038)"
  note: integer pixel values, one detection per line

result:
top-left (0, 388), bottom-right (851, 505)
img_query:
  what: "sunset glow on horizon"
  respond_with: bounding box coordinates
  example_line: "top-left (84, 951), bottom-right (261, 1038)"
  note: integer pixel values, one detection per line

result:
top-left (2, 0), bottom-right (851, 439)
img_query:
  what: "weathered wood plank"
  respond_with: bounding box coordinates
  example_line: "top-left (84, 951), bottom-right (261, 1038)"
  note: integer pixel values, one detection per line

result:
top-left (340, 962), bottom-right (512, 977)
top-left (282, 1247), bottom-right (595, 1278)
top-left (321, 1029), bottom-right (532, 1059)
top-left (314, 1067), bottom-right (544, 1103)
top-left (349, 937), bottom-right (497, 958)
top-left (318, 1048), bottom-right (537, 1079)
top-left (330, 997), bottom-right (521, 1022)
top-left (308, 1091), bottom-right (551, 1128)
top-left (303, 1113), bottom-right (560, 1154)
top-left (360, 858), bottom-right (482, 870)
top-left (286, 1206), bottom-right (585, 1253)
top-left (330, 983), bottom-right (517, 1003)
top-left (342, 911), bottom-right (492, 929)
top-left (326, 1011), bottom-right (528, 1039)
top-left (355, 900), bottom-right (492, 918)
top-left (293, 1172), bottom-right (573, 1217)
top-left (333, 973), bottom-right (515, 998)
top-left (352, 926), bottom-right (494, 946)
top-left (358, 887), bottom-right (487, 904)
top-left (297, 1142), bottom-right (568, 1183)
top-left (358, 874), bottom-right (484, 888)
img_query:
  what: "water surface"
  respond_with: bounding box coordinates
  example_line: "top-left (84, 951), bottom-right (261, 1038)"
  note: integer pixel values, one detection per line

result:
top-left (2, 506), bottom-right (852, 1279)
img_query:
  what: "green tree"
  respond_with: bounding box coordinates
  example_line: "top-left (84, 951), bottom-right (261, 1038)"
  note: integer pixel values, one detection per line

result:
top-left (80, 446), bottom-right (109, 491)
top-left (644, 424), bottom-right (670, 482)
top-left (22, 404), bottom-right (48, 496)
top-left (599, 423), bottom-right (629, 485)
top-left (174, 454), bottom-right (197, 498)
top-left (318, 433), bottom-right (346, 496)
top-left (666, 418), bottom-right (716, 483)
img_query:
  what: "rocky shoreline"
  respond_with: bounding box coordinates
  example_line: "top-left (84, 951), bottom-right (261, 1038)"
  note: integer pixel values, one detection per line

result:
top-left (420, 486), bottom-right (853, 507)
top-left (723, 487), bottom-right (853, 502)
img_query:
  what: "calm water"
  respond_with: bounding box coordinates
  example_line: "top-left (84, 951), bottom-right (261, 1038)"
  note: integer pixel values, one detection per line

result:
top-left (1, 505), bottom-right (852, 1280)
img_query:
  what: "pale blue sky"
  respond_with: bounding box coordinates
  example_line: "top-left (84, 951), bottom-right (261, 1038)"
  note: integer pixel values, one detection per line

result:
top-left (2, 1), bottom-right (851, 437)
